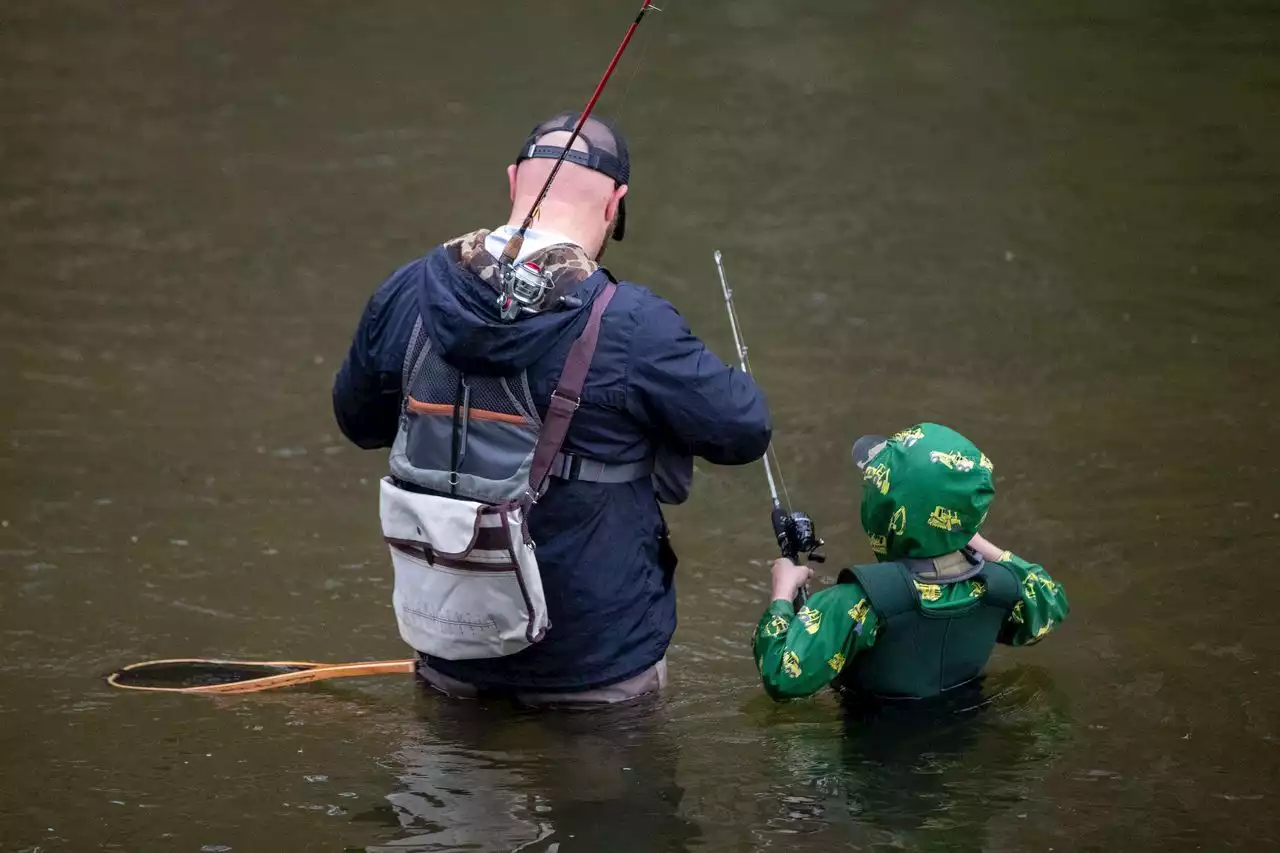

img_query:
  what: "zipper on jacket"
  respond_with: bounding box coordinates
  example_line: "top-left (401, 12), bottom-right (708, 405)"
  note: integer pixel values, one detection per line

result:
top-left (449, 374), bottom-right (470, 495)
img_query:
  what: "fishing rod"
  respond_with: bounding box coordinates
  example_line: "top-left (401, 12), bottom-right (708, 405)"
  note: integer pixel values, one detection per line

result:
top-left (496, 0), bottom-right (659, 318)
top-left (713, 250), bottom-right (824, 608)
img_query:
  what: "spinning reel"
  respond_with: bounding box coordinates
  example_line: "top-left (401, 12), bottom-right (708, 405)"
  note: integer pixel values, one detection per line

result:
top-left (772, 508), bottom-right (826, 564)
top-left (497, 261), bottom-right (555, 321)
top-left (497, 261), bottom-right (587, 322)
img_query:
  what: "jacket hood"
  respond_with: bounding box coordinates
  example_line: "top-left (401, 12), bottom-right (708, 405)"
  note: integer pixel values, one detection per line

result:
top-left (416, 236), bottom-right (606, 376)
top-left (859, 423), bottom-right (995, 561)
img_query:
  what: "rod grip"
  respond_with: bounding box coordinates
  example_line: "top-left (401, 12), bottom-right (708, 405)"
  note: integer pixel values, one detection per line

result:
top-left (792, 585), bottom-right (808, 610)
top-left (499, 232), bottom-right (525, 266)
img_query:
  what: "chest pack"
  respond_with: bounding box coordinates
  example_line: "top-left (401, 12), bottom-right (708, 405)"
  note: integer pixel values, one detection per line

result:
top-left (379, 264), bottom-right (619, 661)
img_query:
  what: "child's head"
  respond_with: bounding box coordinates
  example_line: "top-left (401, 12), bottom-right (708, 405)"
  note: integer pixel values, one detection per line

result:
top-left (851, 424), bottom-right (995, 561)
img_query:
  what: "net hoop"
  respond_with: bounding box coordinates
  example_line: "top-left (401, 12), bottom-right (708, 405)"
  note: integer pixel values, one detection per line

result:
top-left (106, 657), bottom-right (416, 695)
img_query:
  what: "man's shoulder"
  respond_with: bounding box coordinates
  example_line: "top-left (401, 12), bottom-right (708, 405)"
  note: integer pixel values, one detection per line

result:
top-left (609, 275), bottom-right (659, 301)
top-left (607, 276), bottom-right (663, 309)
top-left (605, 277), bottom-right (693, 336)
top-left (354, 255), bottom-right (432, 355)
top-left (373, 254), bottom-right (430, 304)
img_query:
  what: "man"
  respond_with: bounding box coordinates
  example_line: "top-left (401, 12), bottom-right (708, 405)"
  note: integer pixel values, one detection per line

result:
top-left (754, 423), bottom-right (1068, 702)
top-left (333, 111), bottom-right (771, 706)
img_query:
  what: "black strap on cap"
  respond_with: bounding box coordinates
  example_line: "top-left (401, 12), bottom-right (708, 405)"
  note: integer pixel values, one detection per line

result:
top-left (522, 145), bottom-right (625, 185)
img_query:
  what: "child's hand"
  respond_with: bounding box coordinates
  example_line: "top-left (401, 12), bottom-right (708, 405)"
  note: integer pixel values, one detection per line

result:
top-left (968, 533), bottom-right (1008, 562)
top-left (771, 557), bottom-right (813, 603)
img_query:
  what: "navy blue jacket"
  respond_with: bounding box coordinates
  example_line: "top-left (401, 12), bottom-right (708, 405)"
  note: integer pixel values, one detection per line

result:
top-left (333, 245), bottom-right (771, 691)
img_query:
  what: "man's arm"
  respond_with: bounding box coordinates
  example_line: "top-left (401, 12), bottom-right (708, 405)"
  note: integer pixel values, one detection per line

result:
top-left (625, 297), bottom-right (771, 465)
top-left (753, 559), bottom-right (881, 701)
top-left (332, 262), bottom-right (419, 450)
top-left (970, 534), bottom-right (1070, 646)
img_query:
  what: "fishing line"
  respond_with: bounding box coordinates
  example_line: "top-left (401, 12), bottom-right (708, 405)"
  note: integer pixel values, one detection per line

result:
top-left (613, 4), bottom-right (661, 120)
top-left (499, 0), bottom-right (661, 269)
top-left (713, 249), bottom-right (787, 512)
top-left (716, 251), bottom-right (793, 512)
top-left (769, 447), bottom-right (793, 512)
top-left (714, 250), bottom-right (824, 607)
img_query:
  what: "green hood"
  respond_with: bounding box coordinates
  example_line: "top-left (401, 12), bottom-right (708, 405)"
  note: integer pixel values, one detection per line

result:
top-left (859, 423), bottom-right (994, 560)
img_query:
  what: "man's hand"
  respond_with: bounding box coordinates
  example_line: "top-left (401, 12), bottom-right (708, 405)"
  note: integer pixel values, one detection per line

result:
top-left (771, 557), bottom-right (813, 604)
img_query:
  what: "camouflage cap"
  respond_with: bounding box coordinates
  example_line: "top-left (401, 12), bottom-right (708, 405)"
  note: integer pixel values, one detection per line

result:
top-left (857, 423), bottom-right (995, 560)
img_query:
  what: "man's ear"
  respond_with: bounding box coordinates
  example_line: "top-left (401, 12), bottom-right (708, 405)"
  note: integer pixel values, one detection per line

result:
top-left (507, 164), bottom-right (519, 203)
top-left (605, 183), bottom-right (629, 223)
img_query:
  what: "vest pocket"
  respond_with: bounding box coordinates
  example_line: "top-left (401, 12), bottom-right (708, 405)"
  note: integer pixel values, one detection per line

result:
top-left (380, 478), bottom-right (550, 660)
top-left (389, 545), bottom-right (522, 656)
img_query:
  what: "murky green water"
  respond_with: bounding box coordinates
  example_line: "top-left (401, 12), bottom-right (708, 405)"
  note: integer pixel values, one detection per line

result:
top-left (2, 1), bottom-right (1277, 850)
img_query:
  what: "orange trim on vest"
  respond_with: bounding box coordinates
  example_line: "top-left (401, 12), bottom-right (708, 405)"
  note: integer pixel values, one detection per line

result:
top-left (406, 397), bottom-right (529, 427)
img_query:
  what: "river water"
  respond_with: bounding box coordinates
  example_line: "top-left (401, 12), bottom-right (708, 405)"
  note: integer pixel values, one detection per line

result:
top-left (2, 1), bottom-right (1277, 851)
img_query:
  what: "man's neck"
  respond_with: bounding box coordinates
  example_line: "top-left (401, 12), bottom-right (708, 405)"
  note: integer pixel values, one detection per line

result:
top-left (504, 204), bottom-right (601, 257)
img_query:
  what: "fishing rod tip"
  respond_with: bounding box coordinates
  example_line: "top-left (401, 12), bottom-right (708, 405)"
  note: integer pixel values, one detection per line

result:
top-left (713, 249), bottom-right (722, 263)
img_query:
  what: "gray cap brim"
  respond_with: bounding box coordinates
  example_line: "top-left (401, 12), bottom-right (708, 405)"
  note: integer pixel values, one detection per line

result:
top-left (851, 434), bottom-right (889, 470)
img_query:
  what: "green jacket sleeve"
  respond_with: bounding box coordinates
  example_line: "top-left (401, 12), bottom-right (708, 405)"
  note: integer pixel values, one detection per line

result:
top-left (752, 583), bottom-right (881, 701)
top-left (995, 554), bottom-right (1070, 646)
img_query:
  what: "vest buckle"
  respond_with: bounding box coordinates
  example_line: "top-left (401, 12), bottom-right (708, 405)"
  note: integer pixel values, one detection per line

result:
top-left (550, 389), bottom-right (581, 411)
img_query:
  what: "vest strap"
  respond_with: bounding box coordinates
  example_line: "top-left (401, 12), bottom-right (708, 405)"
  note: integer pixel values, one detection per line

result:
top-left (528, 278), bottom-right (618, 497)
top-left (978, 560), bottom-right (1021, 609)
top-left (852, 562), bottom-right (919, 621)
top-left (853, 559), bottom-right (1021, 619)
top-left (549, 452), bottom-right (652, 484)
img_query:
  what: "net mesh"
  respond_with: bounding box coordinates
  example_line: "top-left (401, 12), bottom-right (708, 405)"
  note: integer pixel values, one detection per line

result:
top-left (109, 661), bottom-right (310, 689)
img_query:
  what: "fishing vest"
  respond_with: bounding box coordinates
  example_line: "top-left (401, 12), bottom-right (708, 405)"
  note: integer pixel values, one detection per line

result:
top-left (832, 557), bottom-right (1020, 700)
top-left (379, 239), bottom-right (649, 662)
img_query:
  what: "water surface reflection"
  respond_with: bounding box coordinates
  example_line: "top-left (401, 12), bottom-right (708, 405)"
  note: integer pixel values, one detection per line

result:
top-left (753, 667), bottom-right (1071, 851)
top-left (374, 692), bottom-right (700, 852)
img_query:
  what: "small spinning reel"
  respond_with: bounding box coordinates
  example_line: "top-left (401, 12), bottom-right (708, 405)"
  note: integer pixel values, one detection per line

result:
top-left (771, 508), bottom-right (826, 564)
top-left (497, 261), bottom-right (585, 322)
top-left (497, 261), bottom-right (555, 321)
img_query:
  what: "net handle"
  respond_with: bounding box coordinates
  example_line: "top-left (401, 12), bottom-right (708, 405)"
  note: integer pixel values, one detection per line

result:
top-left (106, 657), bottom-right (416, 694)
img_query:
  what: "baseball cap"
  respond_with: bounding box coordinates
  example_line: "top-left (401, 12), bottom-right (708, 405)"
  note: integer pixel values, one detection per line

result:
top-left (851, 434), bottom-right (889, 470)
top-left (516, 111), bottom-right (630, 241)
top-left (854, 423), bottom-right (995, 560)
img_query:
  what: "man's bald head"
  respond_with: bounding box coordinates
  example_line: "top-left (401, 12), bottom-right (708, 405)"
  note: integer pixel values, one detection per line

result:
top-left (505, 113), bottom-right (631, 260)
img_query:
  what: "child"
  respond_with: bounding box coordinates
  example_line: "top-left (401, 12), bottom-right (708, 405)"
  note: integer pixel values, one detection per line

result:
top-left (753, 423), bottom-right (1068, 702)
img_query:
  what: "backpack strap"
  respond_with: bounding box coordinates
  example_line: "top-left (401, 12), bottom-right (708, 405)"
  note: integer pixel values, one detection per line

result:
top-left (528, 276), bottom-right (618, 498)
